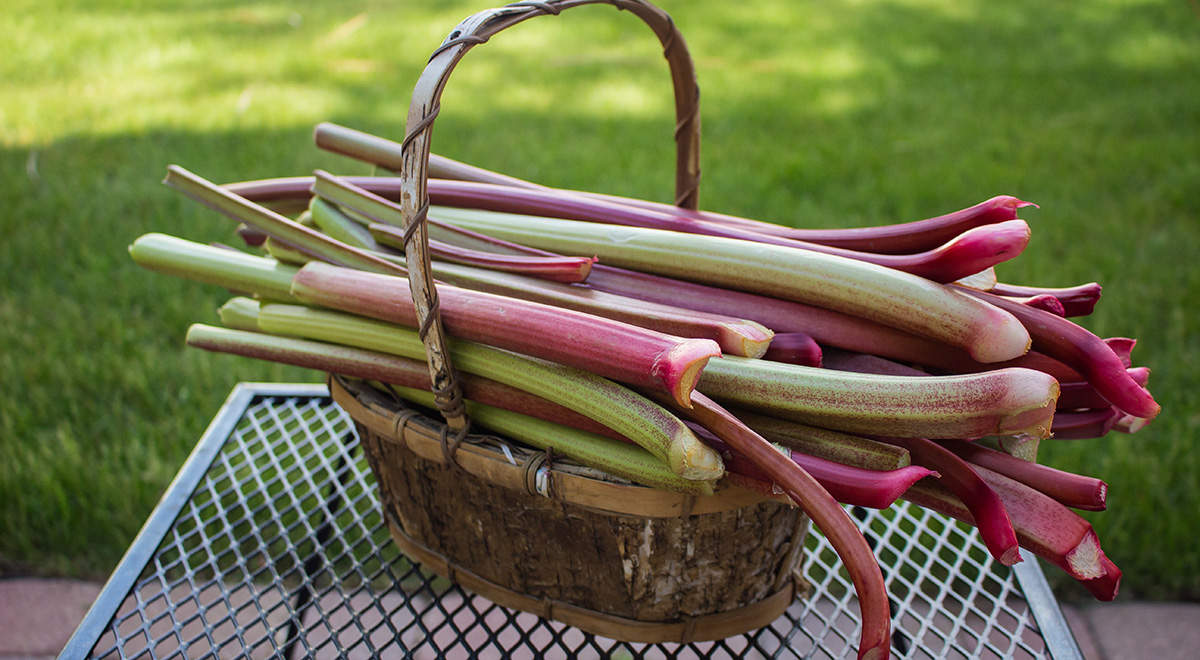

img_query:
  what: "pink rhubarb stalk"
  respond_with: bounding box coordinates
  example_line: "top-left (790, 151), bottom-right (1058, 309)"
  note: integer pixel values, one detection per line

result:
top-left (424, 260), bottom-right (774, 358)
top-left (289, 262), bottom-right (721, 408)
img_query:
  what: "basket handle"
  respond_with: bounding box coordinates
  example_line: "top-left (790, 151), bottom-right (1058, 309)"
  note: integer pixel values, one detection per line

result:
top-left (396, 0), bottom-right (702, 435)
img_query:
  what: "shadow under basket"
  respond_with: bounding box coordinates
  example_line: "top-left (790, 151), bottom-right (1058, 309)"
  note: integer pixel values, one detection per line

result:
top-left (330, 377), bottom-right (811, 644)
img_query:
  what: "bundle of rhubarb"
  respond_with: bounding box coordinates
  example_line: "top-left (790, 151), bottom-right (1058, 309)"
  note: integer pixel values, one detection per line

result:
top-left (130, 121), bottom-right (1157, 659)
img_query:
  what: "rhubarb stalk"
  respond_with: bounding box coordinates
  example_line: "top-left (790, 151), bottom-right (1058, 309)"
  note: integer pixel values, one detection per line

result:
top-left (289, 262), bottom-right (721, 407)
top-left (435, 207), bottom-right (1032, 363)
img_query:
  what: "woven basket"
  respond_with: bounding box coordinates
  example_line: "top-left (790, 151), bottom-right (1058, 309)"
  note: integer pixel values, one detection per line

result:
top-left (331, 0), bottom-right (811, 643)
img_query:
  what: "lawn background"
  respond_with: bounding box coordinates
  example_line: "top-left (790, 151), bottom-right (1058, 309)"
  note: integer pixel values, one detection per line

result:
top-left (2, 0), bottom-right (1197, 602)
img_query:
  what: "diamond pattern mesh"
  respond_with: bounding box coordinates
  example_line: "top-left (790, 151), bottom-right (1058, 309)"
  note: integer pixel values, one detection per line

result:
top-left (83, 391), bottom-right (1064, 659)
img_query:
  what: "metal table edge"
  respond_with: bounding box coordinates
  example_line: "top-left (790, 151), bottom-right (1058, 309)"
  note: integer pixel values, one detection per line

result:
top-left (1012, 557), bottom-right (1086, 660)
top-left (57, 382), bottom-right (330, 660)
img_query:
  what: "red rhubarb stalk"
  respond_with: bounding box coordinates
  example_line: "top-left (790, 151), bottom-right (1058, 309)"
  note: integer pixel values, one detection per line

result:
top-left (1057, 367), bottom-right (1150, 411)
top-left (958, 289), bottom-right (1160, 420)
top-left (875, 436), bottom-right (1020, 565)
top-left (991, 281), bottom-right (1102, 318)
top-left (904, 464), bottom-right (1111, 583)
top-left (1050, 407), bottom-right (1125, 440)
top-left (290, 262), bottom-right (721, 408)
top-left (937, 439), bottom-right (1107, 511)
top-left (762, 332), bottom-right (822, 367)
top-left (666, 392), bottom-right (893, 660)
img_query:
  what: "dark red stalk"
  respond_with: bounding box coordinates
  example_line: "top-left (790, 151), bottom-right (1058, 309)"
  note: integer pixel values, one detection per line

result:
top-left (367, 222), bottom-right (596, 283)
top-left (426, 178), bottom-right (1029, 283)
top-left (820, 348), bottom-right (927, 377)
top-left (1082, 556), bottom-right (1122, 601)
top-left (937, 439), bottom-right (1107, 511)
top-left (661, 392), bottom-right (892, 660)
top-left (763, 332), bottom-right (822, 367)
top-left (991, 281), bottom-right (1102, 318)
top-left (1057, 367), bottom-right (1150, 411)
top-left (1105, 338), bottom-right (1136, 368)
top-left (874, 436), bottom-right (1020, 565)
top-left (904, 465), bottom-right (1112, 584)
top-left (957, 289), bottom-right (1160, 420)
top-left (589, 193), bottom-right (1036, 255)
top-left (1050, 407), bottom-right (1124, 440)
top-left (290, 262), bottom-right (721, 408)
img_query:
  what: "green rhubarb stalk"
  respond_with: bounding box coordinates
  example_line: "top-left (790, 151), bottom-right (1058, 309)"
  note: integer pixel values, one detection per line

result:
top-left (699, 355), bottom-right (1059, 439)
top-left (388, 384), bottom-right (712, 495)
top-left (192, 317), bottom-right (626, 441)
top-left (163, 165), bottom-right (405, 276)
top-left (128, 233), bottom-right (298, 302)
top-left (433, 207), bottom-right (1032, 364)
top-left (252, 302), bottom-right (722, 481)
top-left (730, 410), bottom-right (911, 471)
top-left (308, 197), bottom-right (382, 250)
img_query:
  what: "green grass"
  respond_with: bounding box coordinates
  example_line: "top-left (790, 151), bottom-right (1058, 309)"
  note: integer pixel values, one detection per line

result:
top-left (1, 0), bottom-right (1197, 601)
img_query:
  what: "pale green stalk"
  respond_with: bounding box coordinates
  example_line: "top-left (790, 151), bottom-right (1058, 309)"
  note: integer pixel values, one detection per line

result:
top-left (251, 302), bottom-right (723, 481)
top-left (128, 233), bottom-right (298, 301)
top-left (700, 355), bottom-right (1059, 439)
top-left (389, 385), bottom-right (713, 496)
top-left (433, 207), bottom-right (1032, 364)
top-left (163, 165), bottom-right (404, 276)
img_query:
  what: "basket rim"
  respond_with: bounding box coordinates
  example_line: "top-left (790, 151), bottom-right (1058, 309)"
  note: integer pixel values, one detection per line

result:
top-left (330, 375), bottom-right (774, 518)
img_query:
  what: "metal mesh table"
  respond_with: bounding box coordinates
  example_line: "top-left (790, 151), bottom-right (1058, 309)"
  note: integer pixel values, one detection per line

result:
top-left (60, 383), bottom-right (1084, 659)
